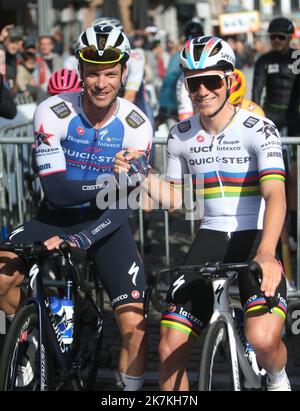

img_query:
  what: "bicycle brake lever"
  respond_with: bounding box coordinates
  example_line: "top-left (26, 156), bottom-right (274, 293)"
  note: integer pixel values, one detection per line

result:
top-left (59, 241), bottom-right (73, 257)
top-left (248, 261), bottom-right (262, 281)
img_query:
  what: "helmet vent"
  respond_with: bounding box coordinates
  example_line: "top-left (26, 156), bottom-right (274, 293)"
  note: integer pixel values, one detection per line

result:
top-left (194, 45), bottom-right (204, 61)
top-left (115, 33), bottom-right (123, 48)
top-left (200, 36), bottom-right (211, 43)
top-left (209, 42), bottom-right (222, 57)
top-left (96, 34), bottom-right (108, 50)
top-left (81, 32), bottom-right (89, 47)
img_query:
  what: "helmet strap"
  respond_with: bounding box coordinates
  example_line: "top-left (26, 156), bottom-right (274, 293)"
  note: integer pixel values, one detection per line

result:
top-left (208, 77), bottom-right (231, 118)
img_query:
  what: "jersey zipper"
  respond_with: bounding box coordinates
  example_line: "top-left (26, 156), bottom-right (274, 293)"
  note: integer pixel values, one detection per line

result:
top-left (210, 134), bottom-right (230, 217)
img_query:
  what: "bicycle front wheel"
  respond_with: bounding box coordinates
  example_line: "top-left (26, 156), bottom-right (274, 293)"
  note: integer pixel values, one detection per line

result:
top-left (0, 304), bottom-right (52, 391)
top-left (198, 319), bottom-right (240, 391)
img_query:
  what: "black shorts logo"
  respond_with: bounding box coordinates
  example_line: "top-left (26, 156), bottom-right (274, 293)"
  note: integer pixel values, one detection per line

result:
top-left (50, 102), bottom-right (71, 119)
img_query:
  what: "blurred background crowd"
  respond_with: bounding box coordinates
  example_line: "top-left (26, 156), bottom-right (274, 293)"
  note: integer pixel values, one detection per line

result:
top-left (0, 0), bottom-right (300, 120)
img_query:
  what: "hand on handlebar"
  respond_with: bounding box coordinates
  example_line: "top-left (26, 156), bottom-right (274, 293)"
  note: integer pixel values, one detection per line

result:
top-left (44, 235), bottom-right (76, 251)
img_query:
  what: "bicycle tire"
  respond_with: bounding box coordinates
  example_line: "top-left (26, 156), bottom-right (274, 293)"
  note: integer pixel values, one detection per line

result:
top-left (0, 304), bottom-right (53, 391)
top-left (198, 319), bottom-right (240, 391)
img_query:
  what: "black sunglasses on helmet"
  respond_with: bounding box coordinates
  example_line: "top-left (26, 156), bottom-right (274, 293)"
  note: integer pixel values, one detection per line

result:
top-left (79, 46), bottom-right (124, 64)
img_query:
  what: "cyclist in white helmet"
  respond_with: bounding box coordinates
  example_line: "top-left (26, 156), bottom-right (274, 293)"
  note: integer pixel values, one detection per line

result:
top-left (0, 24), bottom-right (152, 391)
top-left (115, 36), bottom-right (290, 391)
top-left (92, 18), bottom-right (151, 115)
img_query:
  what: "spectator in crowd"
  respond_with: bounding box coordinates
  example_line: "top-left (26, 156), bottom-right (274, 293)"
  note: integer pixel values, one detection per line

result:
top-left (22, 36), bottom-right (37, 54)
top-left (150, 40), bottom-right (169, 81)
top-left (16, 51), bottom-right (36, 95)
top-left (52, 28), bottom-right (64, 56)
top-left (252, 17), bottom-right (298, 132)
top-left (0, 73), bottom-right (17, 119)
top-left (252, 36), bottom-right (269, 63)
top-left (227, 37), bottom-right (243, 69)
top-left (63, 42), bottom-right (79, 74)
top-left (252, 17), bottom-right (300, 260)
top-left (0, 25), bottom-right (23, 94)
top-left (34, 35), bottom-right (62, 92)
top-left (235, 37), bottom-right (254, 68)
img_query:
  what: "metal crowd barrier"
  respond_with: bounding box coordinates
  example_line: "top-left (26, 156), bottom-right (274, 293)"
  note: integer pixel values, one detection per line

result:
top-left (0, 121), bottom-right (33, 138)
top-left (147, 135), bottom-right (300, 299)
top-left (0, 129), bottom-right (299, 297)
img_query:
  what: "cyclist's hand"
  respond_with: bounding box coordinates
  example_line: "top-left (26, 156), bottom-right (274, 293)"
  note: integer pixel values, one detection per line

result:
top-left (253, 252), bottom-right (282, 297)
top-left (114, 149), bottom-right (140, 174)
top-left (44, 236), bottom-right (76, 250)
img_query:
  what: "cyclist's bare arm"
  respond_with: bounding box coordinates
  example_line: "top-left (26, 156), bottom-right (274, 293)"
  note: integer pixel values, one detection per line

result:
top-left (254, 179), bottom-right (286, 297)
top-left (114, 149), bottom-right (183, 211)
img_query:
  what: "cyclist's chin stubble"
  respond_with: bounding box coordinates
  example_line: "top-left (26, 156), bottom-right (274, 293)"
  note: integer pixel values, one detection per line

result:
top-left (87, 87), bottom-right (115, 109)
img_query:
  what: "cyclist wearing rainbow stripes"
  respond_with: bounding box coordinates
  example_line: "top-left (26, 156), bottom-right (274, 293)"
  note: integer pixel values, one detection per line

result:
top-left (115, 36), bottom-right (290, 391)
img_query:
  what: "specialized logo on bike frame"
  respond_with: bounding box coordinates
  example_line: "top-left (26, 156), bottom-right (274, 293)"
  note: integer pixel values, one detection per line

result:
top-left (131, 290), bottom-right (140, 299)
top-left (243, 116), bottom-right (259, 128)
top-left (215, 284), bottom-right (224, 304)
top-left (178, 120), bottom-right (191, 133)
top-left (50, 102), bottom-right (71, 119)
top-left (257, 121), bottom-right (278, 140)
top-left (29, 264), bottom-right (39, 290)
top-left (35, 124), bottom-right (54, 146)
top-left (126, 110), bottom-right (145, 128)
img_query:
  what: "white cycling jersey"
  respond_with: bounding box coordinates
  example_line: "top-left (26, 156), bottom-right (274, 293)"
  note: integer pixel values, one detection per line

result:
top-left (34, 92), bottom-right (152, 181)
top-left (166, 107), bottom-right (285, 232)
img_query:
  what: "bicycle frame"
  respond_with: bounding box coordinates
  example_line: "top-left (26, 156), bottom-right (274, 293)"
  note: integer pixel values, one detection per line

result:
top-left (209, 271), bottom-right (265, 391)
top-left (27, 258), bottom-right (75, 390)
top-left (6, 244), bottom-right (103, 391)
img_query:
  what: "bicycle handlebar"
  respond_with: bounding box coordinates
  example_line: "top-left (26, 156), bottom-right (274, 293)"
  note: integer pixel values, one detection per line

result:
top-left (0, 241), bottom-right (74, 260)
top-left (156, 261), bottom-right (278, 313)
top-left (159, 261), bottom-right (257, 277)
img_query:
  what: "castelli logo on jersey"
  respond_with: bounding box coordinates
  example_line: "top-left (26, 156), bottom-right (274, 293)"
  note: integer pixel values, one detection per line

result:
top-left (131, 290), bottom-right (140, 299)
top-left (196, 134), bottom-right (205, 143)
top-left (167, 303), bottom-right (177, 313)
top-left (77, 127), bottom-right (85, 136)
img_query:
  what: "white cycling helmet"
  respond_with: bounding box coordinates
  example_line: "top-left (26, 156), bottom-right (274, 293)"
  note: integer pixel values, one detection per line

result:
top-left (180, 36), bottom-right (235, 72)
top-left (92, 17), bottom-right (123, 30)
top-left (75, 24), bottom-right (131, 64)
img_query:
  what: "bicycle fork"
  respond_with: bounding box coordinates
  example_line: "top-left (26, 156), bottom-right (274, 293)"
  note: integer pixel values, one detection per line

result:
top-left (210, 274), bottom-right (262, 391)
